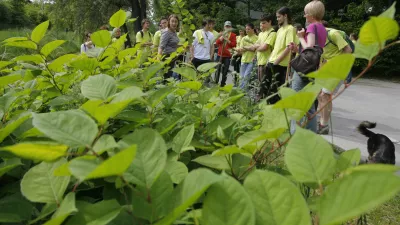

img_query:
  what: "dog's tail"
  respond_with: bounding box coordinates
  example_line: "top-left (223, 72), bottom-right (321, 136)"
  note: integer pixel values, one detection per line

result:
top-left (357, 121), bottom-right (376, 138)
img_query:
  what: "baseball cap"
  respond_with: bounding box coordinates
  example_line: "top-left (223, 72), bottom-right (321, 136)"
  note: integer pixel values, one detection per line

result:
top-left (224, 21), bottom-right (232, 27)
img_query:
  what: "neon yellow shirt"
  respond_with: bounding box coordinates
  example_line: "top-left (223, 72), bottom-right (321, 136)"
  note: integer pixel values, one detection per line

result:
top-left (240, 34), bottom-right (258, 63)
top-left (322, 28), bottom-right (348, 60)
top-left (268, 24), bottom-right (298, 67)
top-left (256, 28), bottom-right (276, 66)
top-left (153, 30), bottom-right (161, 47)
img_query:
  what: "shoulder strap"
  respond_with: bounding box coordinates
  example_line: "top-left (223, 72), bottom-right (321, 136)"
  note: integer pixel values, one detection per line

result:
top-left (314, 24), bottom-right (319, 47)
top-left (140, 30), bottom-right (144, 38)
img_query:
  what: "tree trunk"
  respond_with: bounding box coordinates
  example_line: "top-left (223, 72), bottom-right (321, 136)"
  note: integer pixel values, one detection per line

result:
top-left (130, 0), bottom-right (146, 33)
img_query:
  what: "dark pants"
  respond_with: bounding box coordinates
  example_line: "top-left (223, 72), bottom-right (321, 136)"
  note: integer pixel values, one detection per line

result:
top-left (192, 57), bottom-right (210, 69)
top-left (259, 63), bottom-right (287, 104)
top-left (215, 56), bottom-right (231, 87)
top-left (232, 55), bottom-right (242, 73)
top-left (163, 54), bottom-right (177, 83)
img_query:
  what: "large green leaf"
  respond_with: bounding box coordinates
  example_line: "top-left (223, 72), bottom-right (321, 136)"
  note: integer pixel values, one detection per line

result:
top-left (192, 155), bottom-right (230, 170)
top-left (177, 81), bottom-right (202, 91)
top-left (21, 159), bottom-right (70, 203)
top-left (132, 171), bottom-right (174, 221)
top-left (85, 145), bottom-right (136, 180)
top-left (359, 17), bottom-right (399, 46)
top-left (110, 86), bottom-right (144, 103)
top-left (212, 145), bottom-right (248, 156)
top-left (93, 135), bottom-right (118, 154)
top-left (81, 74), bottom-right (117, 100)
top-left (0, 74), bottom-right (21, 88)
top-left (0, 158), bottom-right (22, 177)
top-left (315, 78), bottom-right (341, 93)
top-left (5, 41), bottom-right (37, 50)
top-left (319, 170), bottom-right (400, 225)
top-left (156, 113), bottom-right (185, 135)
top-left (197, 62), bottom-right (218, 72)
top-left (91, 30), bottom-right (112, 48)
top-left (379, 2), bottom-right (396, 19)
top-left (0, 113), bottom-right (31, 143)
top-left (121, 128), bottom-right (167, 188)
top-left (199, 87), bottom-right (219, 105)
top-left (0, 193), bottom-right (33, 223)
top-left (307, 54), bottom-right (355, 80)
top-left (244, 170), bottom-right (311, 225)
top-left (172, 124), bottom-right (194, 153)
top-left (148, 87), bottom-right (176, 108)
top-left (109, 9), bottom-right (127, 28)
top-left (274, 92), bottom-right (316, 113)
top-left (0, 61), bottom-right (13, 69)
top-left (43, 192), bottom-right (77, 225)
top-left (13, 54), bottom-right (44, 64)
top-left (203, 175), bottom-right (255, 225)
top-left (154, 169), bottom-right (222, 225)
top-left (31, 20), bottom-right (49, 43)
top-left (70, 57), bottom-right (99, 72)
top-left (65, 200), bottom-right (121, 225)
top-left (0, 142), bottom-right (69, 162)
top-left (48, 54), bottom-right (77, 72)
top-left (165, 160), bottom-right (188, 184)
top-left (206, 116), bottom-right (235, 135)
top-left (81, 100), bottom-right (131, 125)
top-left (142, 62), bottom-right (164, 82)
top-left (237, 128), bottom-right (286, 151)
top-left (353, 41), bottom-right (380, 60)
top-left (172, 67), bottom-right (197, 80)
top-left (262, 105), bottom-right (289, 130)
top-left (284, 126), bottom-right (336, 185)
top-left (336, 149), bottom-right (361, 173)
top-left (41, 40), bottom-right (66, 57)
top-left (32, 110), bottom-right (98, 147)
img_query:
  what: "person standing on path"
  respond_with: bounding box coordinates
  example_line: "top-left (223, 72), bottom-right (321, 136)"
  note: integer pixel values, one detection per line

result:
top-left (190, 19), bottom-right (215, 69)
top-left (317, 20), bottom-right (353, 134)
top-left (258, 7), bottom-right (298, 104)
top-left (215, 21), bottom-right (237, 87)
top-left (136, 19), bottom-right (153, 64)
top-left (158, 14), bottom-right (180, 83)
top-left (238, 23), bottom-right (258, 89)
top-left (290, 0), bottom-right (327, 133)
top-left (250, 14), bottom-right (277, 83)
top-left (153, 18), bottom-right (168, 53)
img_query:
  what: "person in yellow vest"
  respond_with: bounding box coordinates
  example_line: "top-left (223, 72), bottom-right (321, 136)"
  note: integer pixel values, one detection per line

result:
top-left (153, 18), bottom-right (168, 52)
top-left (232, 27), bottom-right (245, 74)
top-left (237, 23), bottom-right (258, 89)
top-left (136, 19), bottom-right (153, 63)
top-left (247, 14), bottom-right (277, 83)
top-left (209, 19), bottom-right (219, 61)
top-left (258, 6), bottom-right (298, 104)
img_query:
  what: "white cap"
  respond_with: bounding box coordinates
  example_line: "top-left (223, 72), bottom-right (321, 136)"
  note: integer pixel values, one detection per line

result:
top-left (224, 21), bottom-right (232, 27)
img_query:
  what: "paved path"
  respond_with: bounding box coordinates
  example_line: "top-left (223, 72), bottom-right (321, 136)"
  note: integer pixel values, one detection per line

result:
top-left (225, 71), bottom-right (400, 165)
top-left (322, 79), bottom-right (400, 165)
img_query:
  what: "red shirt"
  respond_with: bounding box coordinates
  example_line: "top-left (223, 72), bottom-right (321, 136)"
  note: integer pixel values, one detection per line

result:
top-left (215, 32), bottom-right (237, 58)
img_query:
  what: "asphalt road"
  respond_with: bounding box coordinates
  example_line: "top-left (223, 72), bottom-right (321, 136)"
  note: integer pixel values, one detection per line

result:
top-left (325, 78), bottom-right (400, 165)
top-left (224, 71), bottom-right (400, 165)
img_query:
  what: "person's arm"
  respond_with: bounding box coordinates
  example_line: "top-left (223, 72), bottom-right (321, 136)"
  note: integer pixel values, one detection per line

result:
top-left (210, 44), bottom-right (215, 60)
top-left (190, 45), bottom-right (194, 60)
top-left (158, 31), bottom-right (168, 57)
top-left (342, 45), bottom-right (352, 54)
top-left (273, 48), bottom-right (291, 65)
top-left (298, 27), bottom-right (316, 49)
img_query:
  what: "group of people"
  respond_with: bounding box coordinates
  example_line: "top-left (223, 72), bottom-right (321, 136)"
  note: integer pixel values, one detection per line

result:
top-left (80, 0), bottom-right (359, 135)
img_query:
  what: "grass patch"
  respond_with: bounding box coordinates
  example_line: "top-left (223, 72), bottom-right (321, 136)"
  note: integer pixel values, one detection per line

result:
top-left (366, 194), bottom-right (400, 225)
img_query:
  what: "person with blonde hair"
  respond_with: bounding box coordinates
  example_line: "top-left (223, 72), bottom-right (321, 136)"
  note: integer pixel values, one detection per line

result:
top-left (290, 0), bottom-right (327, 133)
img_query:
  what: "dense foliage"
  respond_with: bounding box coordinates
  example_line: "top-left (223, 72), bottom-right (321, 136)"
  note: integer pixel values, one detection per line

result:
top-left (0, 2), bottom-right (399, 225)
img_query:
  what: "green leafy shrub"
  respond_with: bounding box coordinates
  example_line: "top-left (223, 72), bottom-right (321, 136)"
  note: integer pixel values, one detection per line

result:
top-left (0, 3), bottom-right (399, 225)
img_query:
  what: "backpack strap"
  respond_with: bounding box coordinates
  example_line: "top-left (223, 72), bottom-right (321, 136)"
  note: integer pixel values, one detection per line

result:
top-left (325, 29), bottom-right (337, 47)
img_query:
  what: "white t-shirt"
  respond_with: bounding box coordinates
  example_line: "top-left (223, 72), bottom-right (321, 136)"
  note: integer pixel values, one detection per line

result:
top-left (80, 43), bottom-right (102, 58)
top-left (192, 30), bottom-right (214, 60)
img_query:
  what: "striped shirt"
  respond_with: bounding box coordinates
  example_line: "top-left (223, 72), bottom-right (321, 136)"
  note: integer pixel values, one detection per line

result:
top-left (160, 29), bottom-right (179, 55)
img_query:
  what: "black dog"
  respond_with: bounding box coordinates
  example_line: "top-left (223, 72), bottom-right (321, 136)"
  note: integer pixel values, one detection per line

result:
top-left (357, 121), bottom-right (396, 165)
